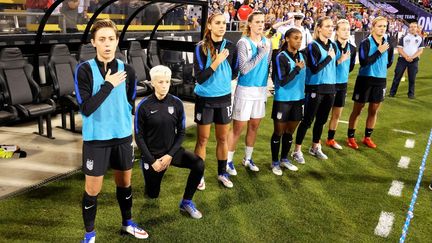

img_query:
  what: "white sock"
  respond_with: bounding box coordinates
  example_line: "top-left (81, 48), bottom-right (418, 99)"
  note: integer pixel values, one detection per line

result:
top-left (227, 151), bottom-right (235, 162)
top-left (245, 146), bottom-right (254, 160)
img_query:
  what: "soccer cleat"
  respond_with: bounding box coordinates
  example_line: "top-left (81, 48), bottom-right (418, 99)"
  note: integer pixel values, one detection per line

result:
top-left (226, 161), bottom-right (237, 176)
top-left (217, 173), bottom-right (234, 188)
top-left (309, 144), bottom-right (328, 160)
top-left (280, 158), bottom-right (298, 171)
top-left (346, 138), bottom-right (359, 149)
top-left (179, 200), bottom-right (202, 219)
top-left (197, 177), bottom-right (205, 191)
top-left (291, 150), bottom-right (305, 164)
top-left (271, 161), bottom-right (283, 176)
top-left (242, 158), bottom-right (260, 171)
top-left (81, 231), bottom-right (95, 243)
top-left (121, 220), bottom-right (149, 239)
top-left (362, 137), bottom-right (377, 148)
top-left (326, 139), bottom-right (343, 150)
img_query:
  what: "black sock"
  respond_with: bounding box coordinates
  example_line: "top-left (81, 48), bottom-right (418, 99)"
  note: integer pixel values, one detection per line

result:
top-left (116, 186), bottom-right (132, 226)
top-left (82, 191), bottom-right (98, 232)
top-left (365, 128), bottom-right (373, 138)
top-left (281, 133), bottom-right (293, 159)
top-left (270, 133), bottom-right (281, 162)
top-left (328, 129), bottom-right (336, 140)
top-left (348, 128), bottom-right (356, 138)
top-left (217, 160), bottom-right (227, 175)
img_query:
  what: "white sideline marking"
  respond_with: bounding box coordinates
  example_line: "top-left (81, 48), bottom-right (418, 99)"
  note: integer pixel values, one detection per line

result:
top-left (405, 139), bottom-right (415, 148)
top-left (338, 120), bottom-right (349, 124)
top-left (398, 156), bottom-right (411, 169)
top-left (374, 211), bottom-right (395, 237)
top-left (392, 129), bottom-right (416, 135)
top-left (388, 180), bottom-right (404, 197)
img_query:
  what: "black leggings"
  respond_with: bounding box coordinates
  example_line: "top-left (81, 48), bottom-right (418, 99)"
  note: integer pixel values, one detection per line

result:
top-left (141, 148), bottom-right (204, 200)
top-left (296, 93), bottom-right (335, 145)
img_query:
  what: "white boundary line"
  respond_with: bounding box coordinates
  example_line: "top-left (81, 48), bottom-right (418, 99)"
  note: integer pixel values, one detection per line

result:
top-left (405, 139), bottom-right (415, 148)
top-left (388, 180), bottom-right (404, 197)
top-left (375, 211), bottom-right (395, 237)
top-left (393, 129), bottom-right (416, 135)
top-left (398, 156), bottom-right (411, 169)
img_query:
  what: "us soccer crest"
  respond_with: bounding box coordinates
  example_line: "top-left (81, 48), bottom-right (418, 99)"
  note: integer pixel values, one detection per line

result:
top-left (196, 113), bottom-right (202, 121)
top-left (311, 93), bottom-right (316, 98)
top-left (86, 159), bottom-right (94, 171)
top-left (277, 112), bottom-right (282, 120)
top-left (168, 106), bottom-right (174, 114)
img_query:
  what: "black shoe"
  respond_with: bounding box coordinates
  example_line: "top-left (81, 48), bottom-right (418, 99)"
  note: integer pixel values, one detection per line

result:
top-left (408, 95), bottom-right (416, 99)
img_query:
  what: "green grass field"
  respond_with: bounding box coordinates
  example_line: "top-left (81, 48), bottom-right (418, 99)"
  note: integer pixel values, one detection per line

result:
top-left (1, 50), bottom-right (432, 242)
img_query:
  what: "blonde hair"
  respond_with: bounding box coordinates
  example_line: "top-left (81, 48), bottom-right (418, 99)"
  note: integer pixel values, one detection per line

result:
top-left (150, 65), bottom-right (171, 81)
top-left (313, 16), bottom-right (332, 40)
top-left (243, 11), bottom-right (265, 37)
top-left (335, 19), bottom-right (350, 41)
top-left (90, 19), bottom-right (119, 40)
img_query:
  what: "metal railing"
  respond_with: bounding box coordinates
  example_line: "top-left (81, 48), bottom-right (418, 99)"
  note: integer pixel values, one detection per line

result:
top-left (0, 11), bottom-right (66, 33)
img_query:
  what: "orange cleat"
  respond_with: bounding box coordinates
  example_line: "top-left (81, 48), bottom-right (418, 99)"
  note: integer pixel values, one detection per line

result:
top-left (362, 137), bottom-right (377, 148)
top-left (346, 138), bottom-right (359, 149)
top-left (326, 139), bottom-right (343, 150)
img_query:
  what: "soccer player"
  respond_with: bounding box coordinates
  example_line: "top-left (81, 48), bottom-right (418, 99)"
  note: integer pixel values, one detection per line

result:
top-left (270, 28), bottom-right (307, 176)
top-left (326, 19), bottom-right (357, 150)
top-left (75, 19), bottom-right (147, 242)
top-left (135, 65), bottom-right (205, 219)
top-left (193, 12), bottom-right (238, 190)
top-left (227, 11), bottom-right (272, 174)
top-left (291, 16), bottom-right (337, 164)
top-left (347, 16), bottom-right (394, 149)
top-left (389, 21), bottom-right (424, 99)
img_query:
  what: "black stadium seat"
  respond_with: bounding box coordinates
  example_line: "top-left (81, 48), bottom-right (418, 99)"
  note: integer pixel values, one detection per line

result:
top-left (127, 41), bottom-right (153, 96)
top-left (0, 47), bottom-right (56, 138)
top-left (78, 43), bottom-right (126, 63)
top-left (47, 44), bottom-right (79, 132)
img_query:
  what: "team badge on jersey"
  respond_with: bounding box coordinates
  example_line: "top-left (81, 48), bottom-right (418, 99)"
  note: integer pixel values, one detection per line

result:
top-left (143, 162), bottom-right (149, 170)
top-left (277, 112), bottom-right (282, 120)
top-left (196, 113), bottom-right (202, 121)
top-left (311, 93), bottom-right (316, 98)
top-left (168, 106), bottom-right (174, 114)
top-left (355, 94), bottom-right (360, 100)
top-left (86, 159), bottom-right (94, 171)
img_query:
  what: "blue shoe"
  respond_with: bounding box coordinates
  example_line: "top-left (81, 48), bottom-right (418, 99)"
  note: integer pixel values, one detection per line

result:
top-left (121, 220), bottom-right (149, 239)
top-left (179, 199), bottom-right (203, 219)
top-left (81, 231), bottom-right (95, 243)
top-left (226, 161), bottom-right (237, 176)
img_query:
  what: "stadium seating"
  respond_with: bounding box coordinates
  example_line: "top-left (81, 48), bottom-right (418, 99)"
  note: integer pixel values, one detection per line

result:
top-left (0, 47), bottom-right (56, 138)
top-left (47, 44), bottom-right (79, 132)
top-left (127, 41), bottom-right (153, 96)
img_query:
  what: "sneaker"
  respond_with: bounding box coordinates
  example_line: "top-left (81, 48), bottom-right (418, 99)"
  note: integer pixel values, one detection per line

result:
top-left (291, 150), bottom-right (305, 164)
top-left (226, 161), bottom-right (237, 176)
top-left (326, 139), bottom-right (343, 150)
top-left (218, 173), bottom-right (233, 188)
top-left (81, 231), bottom-right (95, 243)
top-left (242, 158), bottom-right (260, 172)
top-left (179, 200), bottom-right (202, 219)
top-left (429, 183), bottom-right (432, 191)
top-left (408, 95), bottom-right (416, 99)
top-left (362, 137), bottom-right (377, 148)
top-left (271, 161), bottom-right (283, 176)
top-left (346, 137), bottom-right (359, 149)
top-left (308, 144), bottom-right (328, 160)
top-left (197, 177), bottom-right (205, 191)
top-left (121, 220), bottom-right (149, 239)
top-left (280, 158), bottom-right (298, 171)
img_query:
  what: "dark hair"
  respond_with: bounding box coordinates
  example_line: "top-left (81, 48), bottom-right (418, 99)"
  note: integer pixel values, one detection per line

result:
top-left (90, 19), bottom-right (119, 40)
top-left (279, 28), bottom-right (302, 52)
top-left (243, 11), bottom-right (265, 36)
top-left (200, 12), bottom-right (225, 61)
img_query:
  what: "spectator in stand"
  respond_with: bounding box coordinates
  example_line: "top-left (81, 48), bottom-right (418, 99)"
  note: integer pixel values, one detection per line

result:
top-left (237, 0), bottom-right (253, 22)
top-left (25, 0), bottom-right (53, 26)
top-left (61, 0), bottom-right (79, 33)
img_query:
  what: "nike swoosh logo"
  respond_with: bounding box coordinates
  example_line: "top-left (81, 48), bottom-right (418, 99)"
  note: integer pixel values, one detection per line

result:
top-left (126, 195), bottom-right (132, 200)
top-left (273, 141), bottom-right (280, 144)
top-left (84, 205), bottom-right (95, 210)
top-left (150, 110), bottom-right (158, 114)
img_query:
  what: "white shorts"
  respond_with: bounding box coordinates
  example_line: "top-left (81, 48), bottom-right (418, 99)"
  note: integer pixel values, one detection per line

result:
top-left (232, 97), bottom-right (266, 121)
